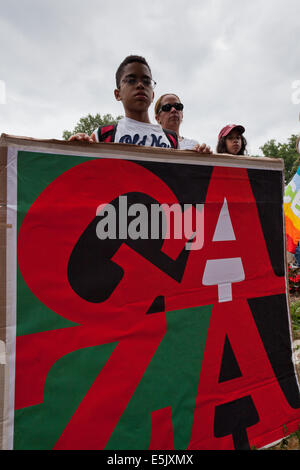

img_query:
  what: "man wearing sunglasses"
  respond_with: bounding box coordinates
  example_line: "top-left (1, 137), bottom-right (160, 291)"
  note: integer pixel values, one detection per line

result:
top-left (155, 94), bottom-right (212, 152)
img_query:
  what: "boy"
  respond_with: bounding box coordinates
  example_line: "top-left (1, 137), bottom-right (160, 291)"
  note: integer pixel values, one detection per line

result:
top-left (69, 55), bottom-right (211, 152)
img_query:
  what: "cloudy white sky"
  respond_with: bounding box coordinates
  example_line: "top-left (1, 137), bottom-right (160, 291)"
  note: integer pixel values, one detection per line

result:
top-left (0, 0), bottom-right (299, 155)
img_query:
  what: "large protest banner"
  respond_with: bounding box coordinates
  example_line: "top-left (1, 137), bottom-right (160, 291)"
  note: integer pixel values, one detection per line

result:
top-left (0, 134), bottom-right (299, 450)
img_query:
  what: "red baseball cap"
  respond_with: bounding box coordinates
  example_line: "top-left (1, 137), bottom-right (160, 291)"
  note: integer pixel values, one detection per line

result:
top-left (218, 124), bottom-right (245, 140)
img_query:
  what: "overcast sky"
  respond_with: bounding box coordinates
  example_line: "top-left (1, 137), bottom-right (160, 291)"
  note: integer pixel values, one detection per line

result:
top-left (0, 0), bottom-right (299, 155)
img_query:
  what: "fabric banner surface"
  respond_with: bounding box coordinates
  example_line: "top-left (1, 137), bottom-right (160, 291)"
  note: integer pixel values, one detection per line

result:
top-left (0, 135), bottom-right (299, 450)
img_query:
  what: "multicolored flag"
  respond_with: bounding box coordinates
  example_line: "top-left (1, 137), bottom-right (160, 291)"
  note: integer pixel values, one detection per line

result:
top-left (0, 134), bottom-right (299, 450)
top-left (284, 161), bottom-right (300, 254)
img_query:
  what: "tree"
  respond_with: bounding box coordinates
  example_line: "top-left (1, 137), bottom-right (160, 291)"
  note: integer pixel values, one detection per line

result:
top-left (62, 113), bottom-right (123, 140)
top-left (260, 134), bottom-right (299, 184)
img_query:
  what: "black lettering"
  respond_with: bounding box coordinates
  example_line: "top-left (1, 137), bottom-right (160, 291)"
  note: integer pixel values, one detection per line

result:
top-left (214, 396), bottom-right (259, 450)
top-left (218, 335), bottom-right (242, 383)
top-left (248, 294), bottom-right (300, 409)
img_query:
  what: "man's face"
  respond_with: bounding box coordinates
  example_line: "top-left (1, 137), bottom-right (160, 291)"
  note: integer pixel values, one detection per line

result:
top-left (156, 94), bottom-right (183, 132)
top-left (114, 62), bottom-right (154, 114)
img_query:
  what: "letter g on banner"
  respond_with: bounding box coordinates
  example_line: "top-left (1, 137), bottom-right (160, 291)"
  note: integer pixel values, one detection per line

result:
top-left (17, 158), bottom-right (191, 328)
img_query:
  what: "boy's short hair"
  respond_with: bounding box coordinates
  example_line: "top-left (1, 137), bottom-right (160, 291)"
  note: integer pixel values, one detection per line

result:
top-left (115, 55), bottom-right (152, 88)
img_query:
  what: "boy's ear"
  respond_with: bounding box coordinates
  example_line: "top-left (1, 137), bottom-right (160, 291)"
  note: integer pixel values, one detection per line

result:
top-left (114, 88), bottom-right (121, 101)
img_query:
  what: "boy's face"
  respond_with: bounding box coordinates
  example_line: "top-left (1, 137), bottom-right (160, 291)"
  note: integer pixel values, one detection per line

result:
top-left (114, 62), bottom-right (154, 115)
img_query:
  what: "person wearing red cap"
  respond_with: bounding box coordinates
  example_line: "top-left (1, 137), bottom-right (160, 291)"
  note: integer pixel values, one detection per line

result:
top-left (216, 124), bottom-right (247, 155)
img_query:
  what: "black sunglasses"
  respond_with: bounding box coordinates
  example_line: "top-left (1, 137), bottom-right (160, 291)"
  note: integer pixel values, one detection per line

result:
top-left (159, 103), bottom-right (184, 113)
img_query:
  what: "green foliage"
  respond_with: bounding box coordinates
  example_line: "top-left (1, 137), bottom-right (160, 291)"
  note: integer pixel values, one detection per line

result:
top-left (290, 301), bottom-right (300, 331)
top-left (260, 134), bottom-right (299, 184)
top-left (295, 425), bottom-right (300, 443)
top-left (62, 113), bottom-right (123, 140)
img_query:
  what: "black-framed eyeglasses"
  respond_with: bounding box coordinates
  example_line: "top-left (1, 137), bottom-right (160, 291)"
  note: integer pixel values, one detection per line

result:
top-left (121, 75), bottom-right (157, 89)
top-left (159, 103), bottom-right (184, 113)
